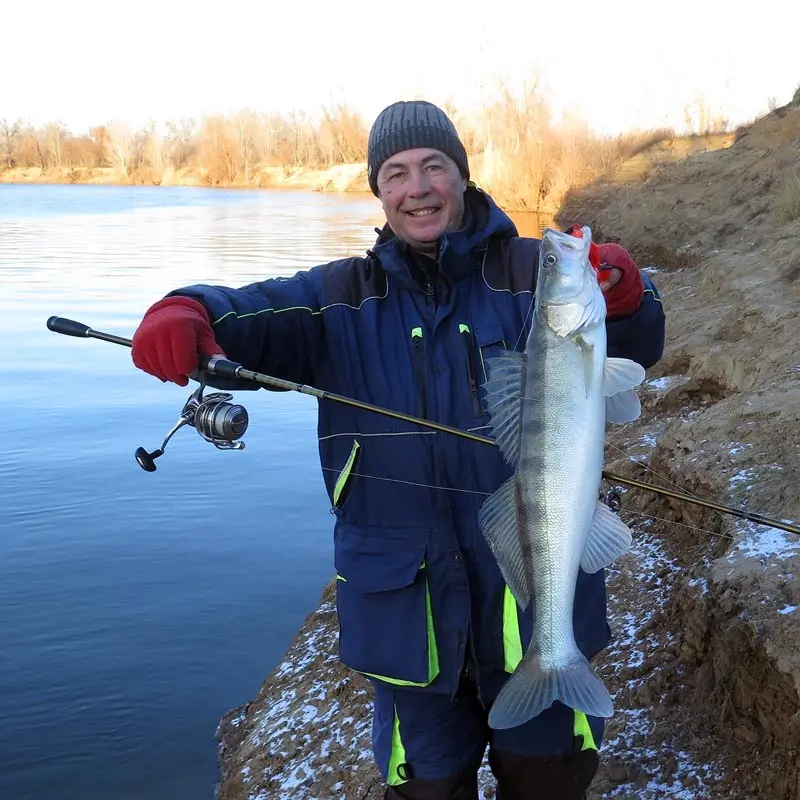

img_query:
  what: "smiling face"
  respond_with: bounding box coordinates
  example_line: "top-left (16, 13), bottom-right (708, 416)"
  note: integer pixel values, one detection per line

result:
top-left (375, 147), bottom-right (467, 254)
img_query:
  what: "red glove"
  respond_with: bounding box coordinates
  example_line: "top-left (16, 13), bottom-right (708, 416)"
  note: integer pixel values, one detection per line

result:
top-left (565, 224), bottom-right (612, 282)
top-left (131, 296), bottom-right (225, 386)
top-left (597, 243), bottom-right (645, 318)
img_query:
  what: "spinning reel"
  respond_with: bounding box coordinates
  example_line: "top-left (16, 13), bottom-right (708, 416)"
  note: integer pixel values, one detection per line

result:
top-left (45, 316), bottom-right (249, 473)
top-left (134, 381), bottom-right (249, 472)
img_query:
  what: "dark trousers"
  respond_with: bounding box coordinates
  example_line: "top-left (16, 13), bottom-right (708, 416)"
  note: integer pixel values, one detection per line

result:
top-left (384, 747), bottom-right (598, 800)
top-left (373, 676), bottom-right (602, 800)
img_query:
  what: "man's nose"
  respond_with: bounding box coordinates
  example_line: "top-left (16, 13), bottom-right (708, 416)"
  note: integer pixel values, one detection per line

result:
top-left (407, 168), bottom-right (431, 196)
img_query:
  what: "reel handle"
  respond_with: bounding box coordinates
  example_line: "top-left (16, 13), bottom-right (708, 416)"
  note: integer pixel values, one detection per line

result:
top-left (134, 447), bottom-right (163, 472)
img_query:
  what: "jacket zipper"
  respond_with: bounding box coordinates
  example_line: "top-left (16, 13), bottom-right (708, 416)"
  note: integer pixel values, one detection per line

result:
top-left (411, 326), bottom-right (427, 418)
top-left (459, 324), bottom-right (483, 416)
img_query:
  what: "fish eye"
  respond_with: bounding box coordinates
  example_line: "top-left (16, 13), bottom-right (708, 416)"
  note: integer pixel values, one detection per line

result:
top-left (544, 254), bottom-right (557, 267)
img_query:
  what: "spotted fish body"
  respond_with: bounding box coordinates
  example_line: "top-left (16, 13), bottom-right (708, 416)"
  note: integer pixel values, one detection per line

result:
top-left (479, 226), bottom-right (645, 730)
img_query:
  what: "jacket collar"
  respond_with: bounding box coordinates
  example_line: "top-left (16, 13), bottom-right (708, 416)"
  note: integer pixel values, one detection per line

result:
top-left (371, 187), bottom-right (518, 291)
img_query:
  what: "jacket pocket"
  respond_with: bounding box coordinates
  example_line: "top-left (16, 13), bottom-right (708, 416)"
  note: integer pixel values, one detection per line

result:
top-left (331, 439), bottom-right (360, 511)
top-left (334, 528), bottom-right (439, 686)
top-left (473, 323), bottom-right (508, 385)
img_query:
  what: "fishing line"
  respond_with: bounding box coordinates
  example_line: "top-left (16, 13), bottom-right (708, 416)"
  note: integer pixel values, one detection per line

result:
top-left (604, 438), bottom-right (795, 543)
top-left (605, 440), bottom-right (706, 502)
top-left (317, 464), bottom-right (739, 543)
top-left (619, 509), bottom-right (736, 543)
top-left (318, 466), bottom-right (492, 496)
top-left (511, 294), bottom-right (535, 353)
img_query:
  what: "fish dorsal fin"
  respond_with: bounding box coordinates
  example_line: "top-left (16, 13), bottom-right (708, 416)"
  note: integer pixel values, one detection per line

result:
top-left (580, 501), bottom-right (634, 573)
top-left (603, 357), bottom-right (646, 424)
top-left (482, 351), bottom-right (527, 466)
top-left (478, 476), bottom-right (532, 610)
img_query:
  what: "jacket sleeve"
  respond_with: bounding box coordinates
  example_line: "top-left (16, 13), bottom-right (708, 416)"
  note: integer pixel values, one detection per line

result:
top-left (168, 266), bottom-right (326, 388)
top-left (605, 272), bottom-right (665, 370)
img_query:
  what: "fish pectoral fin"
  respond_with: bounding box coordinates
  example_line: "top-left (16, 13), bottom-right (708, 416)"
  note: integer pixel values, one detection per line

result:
top-left (482, 350), bottom-right (527, 466)
top-left (577, 336), bottom-right (595, 398)
top-left (606, 389), bottom-right (642, 423)
top-left (580, 501), bottom-right (633, 573)
top-left (603, 357), bottom-right (646, 424)
top-left (488, 652), bottom-right (614, 730)
top-left (603, 357), bottom-right (646, 395)
top-left (478, 476), bottom-right (531, 610)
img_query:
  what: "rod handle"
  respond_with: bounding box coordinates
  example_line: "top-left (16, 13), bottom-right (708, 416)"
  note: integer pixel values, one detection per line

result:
top-left (46, 316), bottom-right (92, 338)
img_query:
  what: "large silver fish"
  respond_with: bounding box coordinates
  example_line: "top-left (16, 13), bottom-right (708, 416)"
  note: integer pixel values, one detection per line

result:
top-left (479, 226), bottom-right (645, 730)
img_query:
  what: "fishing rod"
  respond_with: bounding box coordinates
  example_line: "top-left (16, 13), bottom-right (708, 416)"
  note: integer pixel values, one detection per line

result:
top-left (46, 315), bottom-right (800, 536)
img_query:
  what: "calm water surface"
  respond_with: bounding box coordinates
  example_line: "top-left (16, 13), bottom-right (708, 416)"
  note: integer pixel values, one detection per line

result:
top-left (0, 184), bottom-right (386, 800)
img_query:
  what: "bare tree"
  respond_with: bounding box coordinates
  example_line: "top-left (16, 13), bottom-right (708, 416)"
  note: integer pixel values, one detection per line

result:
top-left (103, 123), bottom-right (133, 176)
top-left (166, 118), bottom-right (197, 170)
top-left (138, 123), bottom-right (166, 183)
top-left (0, 119), bottom-right (20, 169)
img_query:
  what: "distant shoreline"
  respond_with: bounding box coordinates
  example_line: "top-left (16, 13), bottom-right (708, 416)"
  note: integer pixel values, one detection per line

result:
top-left (0, 163), bottom-right (372, 195)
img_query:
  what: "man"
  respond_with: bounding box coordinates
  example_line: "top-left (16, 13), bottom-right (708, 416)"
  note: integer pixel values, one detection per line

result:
top-left (131, 100), bottom-right (665, 799)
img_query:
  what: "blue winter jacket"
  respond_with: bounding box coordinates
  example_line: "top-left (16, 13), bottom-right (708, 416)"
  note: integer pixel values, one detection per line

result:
top-left (171, 187), bottom-right (665, 701)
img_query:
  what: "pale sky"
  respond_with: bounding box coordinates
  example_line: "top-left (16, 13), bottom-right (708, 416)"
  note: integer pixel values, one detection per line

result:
top-left (3, 0), bottom-right (798, 138)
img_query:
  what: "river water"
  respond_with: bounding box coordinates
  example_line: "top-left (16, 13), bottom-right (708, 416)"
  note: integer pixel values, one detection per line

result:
top-left (0, 184), bottom-right (547, 800)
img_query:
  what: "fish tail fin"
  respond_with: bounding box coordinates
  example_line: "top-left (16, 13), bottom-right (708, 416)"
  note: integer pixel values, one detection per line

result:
top-left (488, 652), bottom-right (613, 730)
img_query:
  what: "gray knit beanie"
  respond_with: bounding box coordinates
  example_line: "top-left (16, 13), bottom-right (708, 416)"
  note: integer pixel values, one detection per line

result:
top-left (367, 100), bottom-right (470, 196)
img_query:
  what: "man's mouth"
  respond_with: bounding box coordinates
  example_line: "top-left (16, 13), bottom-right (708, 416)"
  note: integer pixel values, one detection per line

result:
top-left (406, 207), bottom-right (441, 218)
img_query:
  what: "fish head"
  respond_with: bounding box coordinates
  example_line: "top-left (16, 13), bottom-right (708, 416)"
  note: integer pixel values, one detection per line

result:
top-left (534, 226), bottom-right (605, 337)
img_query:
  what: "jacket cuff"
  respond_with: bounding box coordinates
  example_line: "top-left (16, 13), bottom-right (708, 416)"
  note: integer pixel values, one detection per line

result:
top-left (148, 294), bottom-right (212, 322)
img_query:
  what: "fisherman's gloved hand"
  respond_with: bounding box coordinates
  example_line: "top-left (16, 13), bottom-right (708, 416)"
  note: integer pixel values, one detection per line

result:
top-left (565, 222), bottom-right (614, 285)
top-left (597, 243), bottom-right (645, 317)
top-left (131, 296), bottom-right (226, 386)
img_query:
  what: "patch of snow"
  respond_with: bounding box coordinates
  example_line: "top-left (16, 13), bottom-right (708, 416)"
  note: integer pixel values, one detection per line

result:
top-left (778, 605), bottom-right (798, 615)
top-left (233, 599), bottom-right (380, 799)
top-left (645, 375), bottom-right (688, 391)
top-left (592, 522), bottom-right (721, 797)
top-left (728, 467), bottom-right (758, 489)
top-left (727, 520), bottom-right (800, 562)
top-left (688, 577), bottom-right (708, 595)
